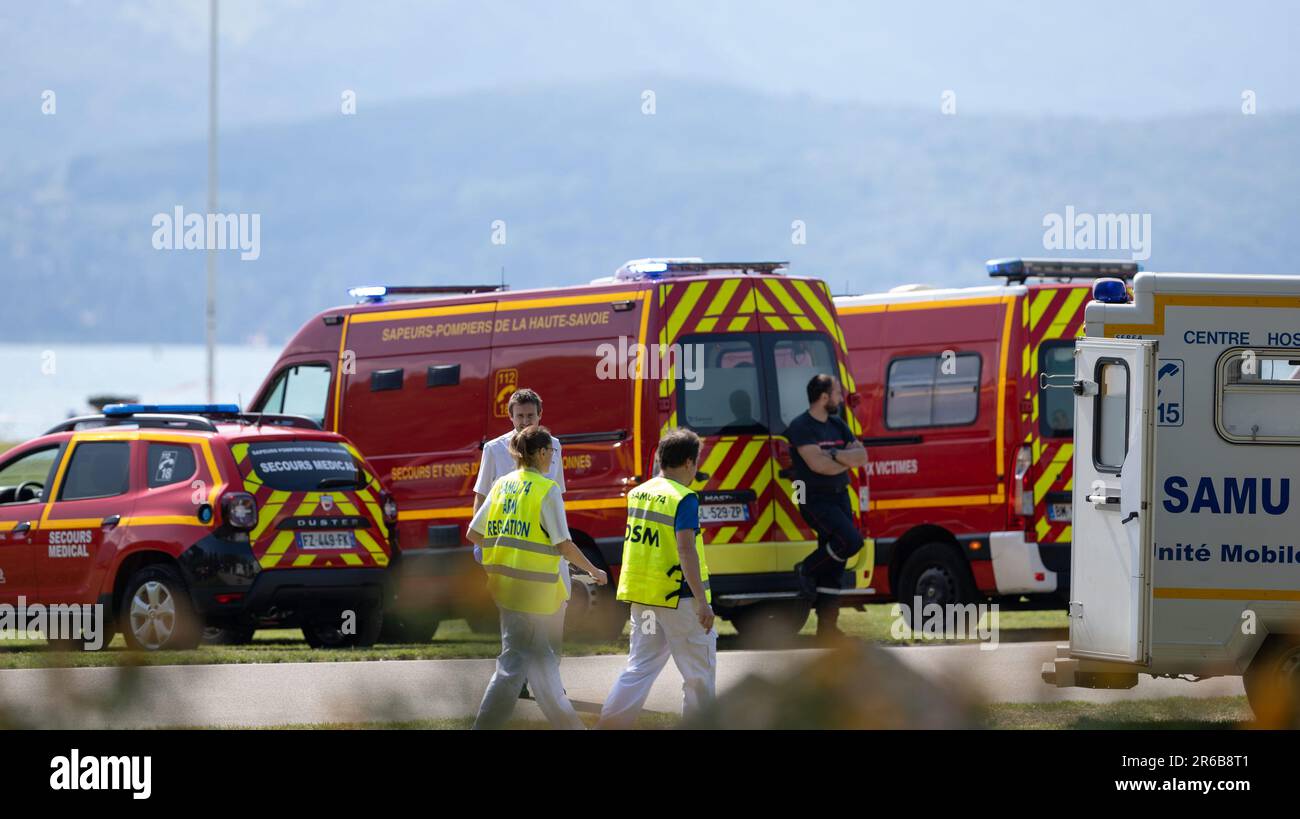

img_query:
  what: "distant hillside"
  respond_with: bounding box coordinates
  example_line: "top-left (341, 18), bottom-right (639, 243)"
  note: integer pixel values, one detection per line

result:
top-left (2, 81), bottom-right (1297, 345)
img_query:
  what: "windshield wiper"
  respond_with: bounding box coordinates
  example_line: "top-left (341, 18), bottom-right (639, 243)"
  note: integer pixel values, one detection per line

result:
top-left (316, 476), bottom-right (360, 489)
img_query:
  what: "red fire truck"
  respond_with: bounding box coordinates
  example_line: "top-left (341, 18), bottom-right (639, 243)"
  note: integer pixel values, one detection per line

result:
top-left (250, 259), bottom-right (874, 640)
top-left (834, 258), bottom-right (1138, 608)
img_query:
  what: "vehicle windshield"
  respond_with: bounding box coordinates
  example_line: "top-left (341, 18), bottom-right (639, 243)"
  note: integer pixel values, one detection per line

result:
top-left (244, 441), bottom-right (363, 492)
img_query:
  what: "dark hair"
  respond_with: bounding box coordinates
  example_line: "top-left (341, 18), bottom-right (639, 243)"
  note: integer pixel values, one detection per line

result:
top-left (508, 424), bottom-right (553, 468)
top-left (508, 388), bottom-right (543, 415)
top-left (806, 373), bottom-right (835, 405)
top-left (657, 427), bottom-right (701, 470)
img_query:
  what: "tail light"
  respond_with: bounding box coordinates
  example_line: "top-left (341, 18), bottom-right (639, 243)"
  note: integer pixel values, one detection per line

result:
top-left (380, 491), bottom-right (399, 525)
top-left (1014, 445), bottom-right (1034, 517)
top-left (222, 492), bottom-right (258, 530)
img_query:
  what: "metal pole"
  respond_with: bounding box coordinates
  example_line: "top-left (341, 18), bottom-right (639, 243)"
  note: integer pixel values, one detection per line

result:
top-left (205, 0), bottom-right (219, 402)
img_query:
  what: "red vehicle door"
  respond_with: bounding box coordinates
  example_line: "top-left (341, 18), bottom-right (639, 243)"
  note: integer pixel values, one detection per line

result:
top-left (0, 443), bottom-right (63, 606)
top-left (36, 437), bottom-right (137, 604)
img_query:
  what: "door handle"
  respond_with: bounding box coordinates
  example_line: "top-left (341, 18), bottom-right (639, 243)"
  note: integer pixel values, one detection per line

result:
top-left (1086, 494), bottom-right (1120, 507)
top-left (101, 515), bottom-right (121, 529)
top-left (13, 521), bottom-right (31, 535)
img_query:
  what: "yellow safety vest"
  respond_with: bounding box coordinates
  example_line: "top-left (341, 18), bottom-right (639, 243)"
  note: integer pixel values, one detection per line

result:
top-left (481, 469), bottom-right (566, 615)
top-left (616, 475), bottom-right (711, 607)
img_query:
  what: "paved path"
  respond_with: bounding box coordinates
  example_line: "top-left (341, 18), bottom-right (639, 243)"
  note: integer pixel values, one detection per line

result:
top-left (0, 642), bottom-right (1245, 728)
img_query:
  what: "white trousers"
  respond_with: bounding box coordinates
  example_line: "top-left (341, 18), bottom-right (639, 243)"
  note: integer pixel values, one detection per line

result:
top-left (598, 602), bottom-right (717, 729)
top-left (473, 606), bottom-right (583, 730)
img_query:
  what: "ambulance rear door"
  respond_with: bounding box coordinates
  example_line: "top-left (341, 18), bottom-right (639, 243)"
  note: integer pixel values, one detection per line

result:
top-left (1070, 337), bottom-right (1155, 663)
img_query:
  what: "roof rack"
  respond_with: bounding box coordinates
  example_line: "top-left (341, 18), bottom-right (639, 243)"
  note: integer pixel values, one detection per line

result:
top-left (44, 405), bottom-right (323, 436)
top-left (613, 258), bottom-right (788, 281)
top-left (986, 257), bottom-right (1141, 285)
top-left (348, 284), bottom-right (506, 304)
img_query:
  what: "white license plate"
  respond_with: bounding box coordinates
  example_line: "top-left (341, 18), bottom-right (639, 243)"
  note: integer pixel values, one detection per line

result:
top-left (699, 504), bottom-right (748, 524)
top-left (1048, 503), bottom-right (1071, 522)
top-left (298, 531), bottom-right (357, 550)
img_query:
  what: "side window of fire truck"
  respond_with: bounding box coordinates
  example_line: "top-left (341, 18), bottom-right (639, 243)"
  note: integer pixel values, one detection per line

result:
top-left (1039, 341), bottom-right (1075, 438)
top-left (146, 443), bottom-right (198, 488)
top-left (679, 336), bottom-right (767, 435)
top-left (1093, 359), bottom-right (1129, 472)
top-left (769, 335), bottom-right (838, 430)
top-left (1216, 349), bottom-right (1300, 443)
top-left (58, 441), bottom-right (131, 501)
top-left (258, 364), bottom-right (331, 427)
top-left (885, 353), bottom-right (980, 428)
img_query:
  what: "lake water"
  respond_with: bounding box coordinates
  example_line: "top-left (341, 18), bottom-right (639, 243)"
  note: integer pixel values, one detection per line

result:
top-left (0, 343), bottom-right (284, 441)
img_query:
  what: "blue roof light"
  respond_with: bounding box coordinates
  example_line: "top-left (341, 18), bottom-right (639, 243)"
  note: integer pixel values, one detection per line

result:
top-left (103, 403), bottom-right (241, 417)
top-left (348, 285), bottom-right (388, 303)
top-left (1092, 278), bottom-right (1130, 304)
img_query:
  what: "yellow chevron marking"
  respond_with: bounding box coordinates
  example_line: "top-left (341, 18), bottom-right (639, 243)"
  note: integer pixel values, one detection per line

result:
top-left (293, 554), bottom-right (316, 567)
top-left (697, 439), bottom-right (734, 485)
top-left (704, 278), bottom-right (741, 316)
top-left (1060, 525), bottom-right (1072, 542)
top-left (763, 278), bottom-right (804, 315)
top-left (791, 279), bottom-right (836, 336)
top-left (744, 506), bottom-right (775, 542)
top-left (251, 504), bottom-right (284, 540)
top-left (719, 440), bottom-right (765, 489)
top-left (1033, 447), bottom-right (1071, 504)
top-left (293, 499), bottom-right (317, 516)
top-left (667, 281), bottom-right (709, 341)
top-left (774, 502), bottom-right (802, 541)
top-left (754, 288), bottom-right (776, 314)
top-left (711, 526), bottom-right (737, 545)
top-left (1047, 287), bottom-right (1088, 334)
top-left (996, 297), bottom-right (1015, 477)
top-left (727, 316), bottom-right (750, 332)
top-left (1029, 290), bottom-right (1056, 331)
top-left (357, 530), bottom-right (390, 566)
top-left (259, 531), bottom-right (295, 569)
top-left (794, 315), bottom-right (816, 330)
top-left (763, 316), bottom-right (790, 331)
top-left (1022, 342), bottom-right (1031, 378)
top-left (696, 317), bottom-right (719, 332)
top-left (340, 552), bottom-right (364, 566)
top-left (1036, 517), bottom-right (1050, 542)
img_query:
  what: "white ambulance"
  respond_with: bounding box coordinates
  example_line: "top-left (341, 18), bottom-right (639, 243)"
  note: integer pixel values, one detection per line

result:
top-left (1041, 271), bottom-right (1300, 723)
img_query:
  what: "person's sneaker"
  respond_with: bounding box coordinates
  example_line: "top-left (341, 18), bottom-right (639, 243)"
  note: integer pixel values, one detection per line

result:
top-left (792, 561), bottom-right (817, 602)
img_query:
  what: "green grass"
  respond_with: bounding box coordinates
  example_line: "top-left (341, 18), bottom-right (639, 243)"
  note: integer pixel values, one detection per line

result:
top-left (0, 605), bottom-right (1067, 669)
top-left (977, 697), bottom-right (1253, 729)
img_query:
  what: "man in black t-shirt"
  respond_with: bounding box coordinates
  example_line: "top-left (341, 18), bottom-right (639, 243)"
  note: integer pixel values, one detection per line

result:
top-left (785, 374), bottom-right (868, 640)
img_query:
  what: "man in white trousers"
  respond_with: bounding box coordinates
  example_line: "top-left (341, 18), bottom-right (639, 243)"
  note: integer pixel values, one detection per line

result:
top-left (599, 428), bottom-right (716, 728)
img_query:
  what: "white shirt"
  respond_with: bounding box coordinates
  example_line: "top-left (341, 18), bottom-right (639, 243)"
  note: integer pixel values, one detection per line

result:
top-left (472, 433), bottom-right (570, 594)
top-left (474, 431), bottom-right (565, 496)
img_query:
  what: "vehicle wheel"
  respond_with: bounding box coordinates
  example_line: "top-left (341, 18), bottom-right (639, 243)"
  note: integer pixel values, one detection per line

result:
top-left (202, 625), bottom-right (257, 645)
top-left (302, 602), bottom-right (383, 649)
top-left (1244, 635), bottom-right (1300, 728)
top-left (896, 542), bottom-right (978, 626)
top-left (120, 565), bottom-right (201, 651)
top-left (378, 612), bottom-right (441, 643)
top-left (568, 574), bottom-right (629, 643)
top-left (730, 600), bottom-right (812, 645)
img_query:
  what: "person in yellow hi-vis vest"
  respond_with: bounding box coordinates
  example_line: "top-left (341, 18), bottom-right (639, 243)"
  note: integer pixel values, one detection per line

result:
top-left (466, 425), bottom-right (608, 729)
top-left (598, 428), bottom-right (716, 728)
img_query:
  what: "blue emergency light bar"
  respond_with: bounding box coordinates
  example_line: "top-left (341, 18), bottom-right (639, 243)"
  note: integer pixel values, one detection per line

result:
top-left (348, 284), bottom-right (505, 304)
top-left (987, 258), bottom-right (1141, 283)
top-left (614, 258), bottom-right (788, 281)
top-left (103, 403), bottom-right (242, 417)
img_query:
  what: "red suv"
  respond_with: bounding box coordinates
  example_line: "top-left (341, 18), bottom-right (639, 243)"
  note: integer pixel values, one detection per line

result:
top-left (0, 405), bottom-right (395, 650)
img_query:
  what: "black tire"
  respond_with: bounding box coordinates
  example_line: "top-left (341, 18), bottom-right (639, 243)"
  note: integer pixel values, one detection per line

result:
top-left (201, 625), bottom-right (257, 645)
top-left (378, 612), bottom-right (441, 644)
top-left (302, 602), bottom-right (383, 649)
top-left (119, 564), bottom-right (201, 651)
top-left (1244, 635), bottom-right (1300, 727)
top-left (730, 600), bottom-right (812, 645)
top-left (568, 573), bottom-right (629, 643)
top-left (896, 542), bottom-right (978, 625)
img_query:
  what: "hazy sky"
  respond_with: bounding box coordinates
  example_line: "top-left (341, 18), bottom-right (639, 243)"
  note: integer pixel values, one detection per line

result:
top-left (5, 0), bottom-right (1298, 159)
